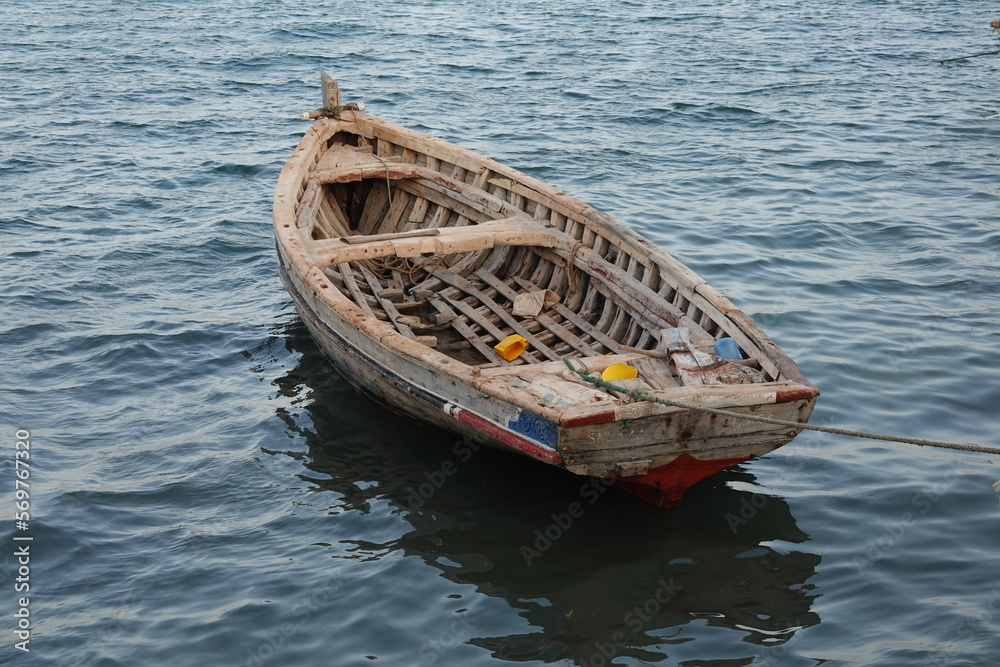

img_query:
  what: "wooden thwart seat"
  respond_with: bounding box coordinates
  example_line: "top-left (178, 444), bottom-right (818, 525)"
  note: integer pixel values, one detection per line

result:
top-left (306, 217), bottom-right (550, 266)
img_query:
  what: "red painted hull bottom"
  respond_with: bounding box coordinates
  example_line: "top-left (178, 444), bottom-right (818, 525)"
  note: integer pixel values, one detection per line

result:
top-left (611, 453), bottom-right (751, 508)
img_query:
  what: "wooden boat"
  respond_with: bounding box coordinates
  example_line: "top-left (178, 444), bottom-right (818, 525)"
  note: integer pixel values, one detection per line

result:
top-left (273, 74), bottom-right (819, 507)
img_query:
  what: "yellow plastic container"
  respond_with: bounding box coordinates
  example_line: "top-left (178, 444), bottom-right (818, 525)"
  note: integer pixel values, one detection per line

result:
top-left (601, 362), bottom-right (638, 382)
top-left (494, 334), bottom-right (528, 361)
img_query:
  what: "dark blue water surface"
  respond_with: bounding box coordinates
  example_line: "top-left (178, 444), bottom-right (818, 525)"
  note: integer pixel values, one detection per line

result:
top-left (3, 1), bottom-right (1000, 665)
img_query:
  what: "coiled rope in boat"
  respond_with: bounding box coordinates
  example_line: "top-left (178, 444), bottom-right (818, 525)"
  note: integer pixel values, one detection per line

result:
top-left (563, 359), bottom-right (1000, 457)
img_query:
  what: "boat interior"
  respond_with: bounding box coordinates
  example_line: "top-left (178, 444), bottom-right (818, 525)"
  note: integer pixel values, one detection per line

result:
top-left (293, 133), bottom-right (772, 390)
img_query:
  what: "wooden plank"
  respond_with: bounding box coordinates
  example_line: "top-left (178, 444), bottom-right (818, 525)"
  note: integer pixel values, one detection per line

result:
top-left (296, 180), bottom-right (323, 230)
top-left (441, 296), bottom-right (504, 341)
top-left (472, 167), bottom-right (492, 190)
top-left (379, 187), bottom-right (410, 234)
top-left (393, 179), bottom-right (491, 223)
top-left (341, 228), bottom-right (440, 245)
top-left (308, 219), bottom-right (551, 267)
top-left (629, 356), bottom-right (679, 390)
top-left (355, 180), bottom-right (390, 235)
top-left (428, 203), bottom-right (451, 228)
top-left (320, 195), bottom-right (351, 232)
top-left (429, 297), bottom-right (519, 364)
top-left (574, 244), bottom-right (690, 332)
top-left (562, 398), bottom-right (805, 458)
top-left (407, 196), bottom-right (430, 224)
top-left (321, 73), bottom-right (340, 108)
top-left (355, 262), bottom-right (415, 338)
top-left (431, 267), bottom-right (561, 361)
top-left (412, 248), bottom-right (492, 293)
top-left (338, 263), bottom-right (375, 318)
top-left (475, 270), bottom-right (598, 358)
top-left (550, 302), bottom-right (624, 354)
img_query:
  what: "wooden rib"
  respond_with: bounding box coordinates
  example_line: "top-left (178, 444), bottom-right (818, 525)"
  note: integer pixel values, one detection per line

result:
top-left (431, 267), bottom-right (560, 361)
top-left (379, 189), bottom-right (411, 234)
top-left (527, 246), bottom-right (556, 287)
top-left (472, 167), bottom-right (492, 190)
top-left (428, 297), bottom-right (503, 364)
top-left (407, 196), bottom-right (429, 224)
top-left (428, 203), bottom-right (451, 228)
top-left (475, 270), bottom-right (598, 357)
top-left (526, 246), bottom-right (572, 302)
top-left (411, 248), bottom-right (492, 292)
top-left (508, 276), bottom-right (623, 354)
top-left (356, 180), bottom-right (390, 234)
top-left (392, 179), bottom-right (491, 223)
top-left (355, 262), bottom-right (414, 338)
top-left (604, 303), bottom-right (632, 343)
top-left (296, 180), bottom-right (323, 230)
top-left (338, 263), bottom-right (375, 318)
top-left (512, 246), bottom-right (542, 283)
top-left (438, 295), bottom-right (539, 363)
top-left (311, 208), bottom-right (338, 240)
top-left (592, 288), bottom-right (619, 338)
top-left (623, 320), bottom-right (645, 348)
top-left (322, 192), bottom-right (352, 231)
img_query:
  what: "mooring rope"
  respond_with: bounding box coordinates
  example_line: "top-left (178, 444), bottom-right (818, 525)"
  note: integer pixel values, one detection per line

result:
top-left (563, 359), bottom-right (1000, 457)
top-left (371, 152), bottom-right (394, 211)
top-left (565, 241), bottom-right (584, 297)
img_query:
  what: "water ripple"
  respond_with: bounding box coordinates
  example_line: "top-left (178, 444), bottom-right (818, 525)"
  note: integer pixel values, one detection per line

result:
top-left (2, 0), bottom-right (999, 665)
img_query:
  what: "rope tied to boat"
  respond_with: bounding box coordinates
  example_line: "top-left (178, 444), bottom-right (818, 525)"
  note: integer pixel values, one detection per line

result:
top-left (562, 358), bottom-right (1000, 457)
top-left (565, 241), bottom-right (585, 298)
top-left (371, 152), bottom-right (394, 211)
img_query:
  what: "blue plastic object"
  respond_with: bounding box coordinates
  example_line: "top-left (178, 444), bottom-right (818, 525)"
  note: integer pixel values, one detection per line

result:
top-left (714, 337), bottom-right (744, 360)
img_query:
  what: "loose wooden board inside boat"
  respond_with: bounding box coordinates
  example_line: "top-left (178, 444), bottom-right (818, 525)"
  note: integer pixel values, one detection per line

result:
top-left (273, 73), bottom-right (819, 508)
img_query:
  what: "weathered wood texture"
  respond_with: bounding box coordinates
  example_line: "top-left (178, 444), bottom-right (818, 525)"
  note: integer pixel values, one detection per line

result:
top-left (273, 76), bottom-right (819, 506)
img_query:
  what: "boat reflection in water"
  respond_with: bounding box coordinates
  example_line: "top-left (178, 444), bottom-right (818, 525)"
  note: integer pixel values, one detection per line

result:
top-left (267, 321), bottom-right (821, 664)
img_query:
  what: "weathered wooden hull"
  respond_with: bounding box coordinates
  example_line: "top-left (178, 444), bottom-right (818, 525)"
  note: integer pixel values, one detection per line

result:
top-left (273, 76), bottom-right (819, 508)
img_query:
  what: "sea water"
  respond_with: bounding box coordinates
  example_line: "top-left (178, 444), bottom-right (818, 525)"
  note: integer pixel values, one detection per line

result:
top-left (2, 1), bottom-right (999, 664)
